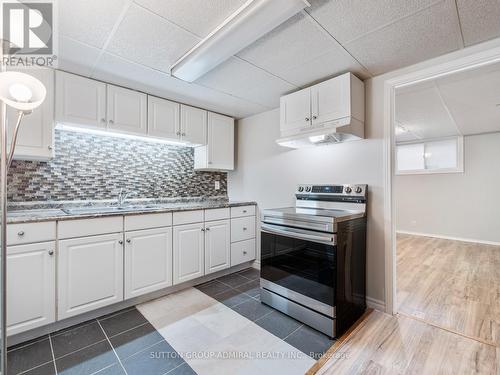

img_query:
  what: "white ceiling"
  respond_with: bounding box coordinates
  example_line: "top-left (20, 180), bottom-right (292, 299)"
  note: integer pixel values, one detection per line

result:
top-left (56, 0), bottom-right (500, 119)
top-left (395, 61), bottom-right (500, 142)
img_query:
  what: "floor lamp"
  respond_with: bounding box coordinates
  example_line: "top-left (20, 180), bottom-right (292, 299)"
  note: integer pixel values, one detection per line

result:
top-left (0, 71), bottom-right (47, 374)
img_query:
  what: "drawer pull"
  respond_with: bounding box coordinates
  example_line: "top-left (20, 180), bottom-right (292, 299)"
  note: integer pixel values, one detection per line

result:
top-left (48, 250), bottom-right (54, 256)
top-left (126, 239), bottom-right (131, 243)
top-left (17, 231), bottom-right (25, 236)
top-left (242, 210), bottom-right (247, 213)
top-left (118, 240), bottom-right (123, 245)
top-left (243, 251), bottom-right (247, 255)
top-left (201, 228), bottom-right (205, 232)
top-left (243, 227), bottom-right (247, 231)
top-left (205, 227), bottom-right (210, 231)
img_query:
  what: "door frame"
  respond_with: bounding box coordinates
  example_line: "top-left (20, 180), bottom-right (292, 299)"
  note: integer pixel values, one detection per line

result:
top-left (383, 41), bottom-right (500, 315)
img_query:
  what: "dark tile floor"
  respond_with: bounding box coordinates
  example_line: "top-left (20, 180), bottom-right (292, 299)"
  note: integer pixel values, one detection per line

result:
top-left (7, 268), bottom-right (334, 374)
top-left (7, 307), bottom-right (195, 375)
top-left (195, 267), bottom-right (335, 360)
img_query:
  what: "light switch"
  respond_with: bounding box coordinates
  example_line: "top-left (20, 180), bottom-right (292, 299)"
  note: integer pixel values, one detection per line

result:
top-left (215, 181), bottom-right (220, 190)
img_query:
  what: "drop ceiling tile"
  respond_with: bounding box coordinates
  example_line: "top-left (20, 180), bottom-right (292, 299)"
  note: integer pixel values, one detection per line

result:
top-left (93, 53), bottom-right (269, 118)
top-left (106, 4), bottom-right (199, 72)
top-left (456, 0), bottom-right (500, 46)
top-left (58, 0), bottom-right (129, 49)
top-left (344, 0), bottom-right (462, 76)
top-left (57, 36), bottom-right (102, 76)
top-left (134, 0), bottom-right (247, 38)
top-left (305, 0), bottom-right (436, 44)
top-left (196, 57), bottom-right (297, 108)
top-left (276, 45), bottom-right (371, 87)
top-left (237, 12), bottom-right (341, 77)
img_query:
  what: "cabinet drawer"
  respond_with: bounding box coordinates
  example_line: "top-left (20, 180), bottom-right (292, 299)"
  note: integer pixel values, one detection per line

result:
top-left (231, 216), bottom-right (255, 243)
top-left (173, 210), bottom-right (204, 225)
top-left (204, 208), bottom-right (230, 221)
top-left (231, 205), bottom-right (255, 218)
top-left (7, 221), bottom-right (56, 246)
top-left (231, 239), bottom-right (256, 266)
top-left (58, 217), bottom-right (123, 239)
top-left (124, 212), bottom-right (172, 231)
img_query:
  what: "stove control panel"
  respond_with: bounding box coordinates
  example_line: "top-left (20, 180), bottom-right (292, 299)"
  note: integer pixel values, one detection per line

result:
top-left (296, 184), bottom-right (367, 197)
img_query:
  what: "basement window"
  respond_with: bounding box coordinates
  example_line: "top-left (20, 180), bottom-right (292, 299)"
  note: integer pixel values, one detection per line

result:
top-left (396, 136), bottom-right (464, 175)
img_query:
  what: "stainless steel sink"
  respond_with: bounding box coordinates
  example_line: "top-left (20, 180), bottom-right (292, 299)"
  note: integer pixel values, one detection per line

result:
top-left (62, 206), bottom-right (157, 215)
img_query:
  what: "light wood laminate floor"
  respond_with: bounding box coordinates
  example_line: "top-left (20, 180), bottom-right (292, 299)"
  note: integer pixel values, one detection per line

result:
top-left (396, 234), bottom-right (500, 346)
top-left (317, 310), bottom-right (499, 375)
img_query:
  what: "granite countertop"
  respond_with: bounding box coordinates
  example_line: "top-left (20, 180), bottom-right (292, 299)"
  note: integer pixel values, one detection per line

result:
top-left (7, 199), bottom-right (257, 224)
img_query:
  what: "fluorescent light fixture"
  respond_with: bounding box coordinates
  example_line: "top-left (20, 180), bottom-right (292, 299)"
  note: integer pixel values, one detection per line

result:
top-left (171, 0), bottom-right (310, 82)
top-left (56, 124), bottom-right (193, 146)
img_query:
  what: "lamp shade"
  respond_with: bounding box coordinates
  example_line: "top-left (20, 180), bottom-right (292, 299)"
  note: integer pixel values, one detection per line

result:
top-left (0, 71), bottom-right (46, 111)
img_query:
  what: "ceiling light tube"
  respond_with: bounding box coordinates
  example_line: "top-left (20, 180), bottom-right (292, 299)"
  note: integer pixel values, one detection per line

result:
top-left (171, 0), bottom-right (310, 82)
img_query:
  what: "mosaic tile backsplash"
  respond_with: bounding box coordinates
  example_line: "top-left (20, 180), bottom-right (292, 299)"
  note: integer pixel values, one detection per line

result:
top-left (7, 129), bottom-right (227, 202)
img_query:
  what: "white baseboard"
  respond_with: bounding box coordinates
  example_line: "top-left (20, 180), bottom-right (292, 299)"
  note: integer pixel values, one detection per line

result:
top-left (251, 260), bottom-right (261, 270)
top-left (366, 296), bottom-right (386, 312)
top-left (396, 230), bottom-right (500, 247)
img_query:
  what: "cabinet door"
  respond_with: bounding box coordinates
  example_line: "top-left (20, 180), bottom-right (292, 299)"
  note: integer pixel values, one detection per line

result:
top-left (208, 112), bottom-right (234, 170)
top-left (8, 68), bottom-right (54, 161)
top-left (107, 85), bottom-right (147, 135)
top-left (280, 88), bottom-right (311, 134)
top-left (311, 74), bottom-right (350, 125)
top-left (7, 242), bottom-right (55, 335)
top-left (58, 233), bottom-right (123, 319)
top-left (180, 105), bottom-right (207, 146)
top-left (173, 223), bottom-right (204, 284)
top-left (147, 96), bottom-right (180, 140)
top-left (205, 220), bottom-right (230, 274)
top-left (124, 227), bottom-right (172, 299)
top-left (55, 71), bottom-right (107, 129)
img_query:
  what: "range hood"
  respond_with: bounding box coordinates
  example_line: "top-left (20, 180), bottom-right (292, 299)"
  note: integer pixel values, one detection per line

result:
top-left (276, 116), bottom-right (364, 149)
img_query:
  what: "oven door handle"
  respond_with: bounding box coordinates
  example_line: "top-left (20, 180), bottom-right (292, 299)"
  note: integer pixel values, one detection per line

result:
top-left (261, 223), bottom-right (336, 245)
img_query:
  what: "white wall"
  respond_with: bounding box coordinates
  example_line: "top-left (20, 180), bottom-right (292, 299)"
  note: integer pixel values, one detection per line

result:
top-left (227, 83), bottom-right (387, 305)
top-left (395, 132), bottom-right (500, 243)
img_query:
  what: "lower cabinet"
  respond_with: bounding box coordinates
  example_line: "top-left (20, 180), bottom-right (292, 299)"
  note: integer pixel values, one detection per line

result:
top-left (7, 242), bottom-right (56, 335)
top-left (205, 220), bottom-right (230, 275)
top-left (173, 223), bottom-right (204, 284)
top-left (124, 227), bottom-right (172, 299)
top-left (58, 233), bottom-right (124, 320)
top-left (231, 238), bottom-right (256, 266)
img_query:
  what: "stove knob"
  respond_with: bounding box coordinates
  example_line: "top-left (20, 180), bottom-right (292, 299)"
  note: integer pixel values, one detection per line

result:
top-left (345, 186), bottom-right (352, 194)
top-left (305, 186), bottom-right (312, 192)
top-left (298, 186), bottom-right (304, 192)
top-left (355, 186), bottom-right (363, 194)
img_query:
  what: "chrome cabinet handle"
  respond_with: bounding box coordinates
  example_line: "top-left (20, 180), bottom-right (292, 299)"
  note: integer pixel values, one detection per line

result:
top-left (101, 118), bottom-right (106, 123)
top-left (118, 240), bottom-right (123, 245)
top-left (201, 228), bottom-right (205, 232)
top-left (312, 115), bottom-right (317, 120)
top-left (126, 239), bottom-right (131, 243)
top-left (181, 133), bottom-right (186, 136)
top-left (205, 227), bottom-right (210, 231)
top-left (109, 119), bottom-right (114, 124)
top-left (17, 231), bottom-right (25, 236)
top-left (48, 145), bottom-right (53, 150)
top-left (243, 227), bottom-right (247, 231)
top-left (48, 250), bottom-right (54, 256)
top-left (242, 210), bottom-right (247, 213)
top-left (305, 117), bottom-right (310, 122)
top-left (243, 251), bottom-right (247, 255)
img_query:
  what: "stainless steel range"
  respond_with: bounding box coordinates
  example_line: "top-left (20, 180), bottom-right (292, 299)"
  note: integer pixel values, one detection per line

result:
top-left (260, 184), bottom-right (367, 338)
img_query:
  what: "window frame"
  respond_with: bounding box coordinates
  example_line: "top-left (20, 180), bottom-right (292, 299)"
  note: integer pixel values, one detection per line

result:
top-left (395, 136), bottom-right (464, 175)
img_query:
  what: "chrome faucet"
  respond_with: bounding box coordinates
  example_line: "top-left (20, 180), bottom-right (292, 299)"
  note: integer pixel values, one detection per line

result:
top-left (117, 188), bottom-right (137, 206)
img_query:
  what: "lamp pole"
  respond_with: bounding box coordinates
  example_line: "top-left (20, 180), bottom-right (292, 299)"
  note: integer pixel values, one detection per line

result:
top-left (0, 100), bottom-right (7, 375)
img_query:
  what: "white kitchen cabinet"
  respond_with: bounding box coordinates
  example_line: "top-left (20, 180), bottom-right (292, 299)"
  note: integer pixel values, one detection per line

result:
top-left (124, 227), bottom-right (172, 299)
top-left (279, 87), bottom-right (311, 134)
top-left (180, 105), bottom-right (207, 146)
top-left (147, 96), bottom-right (180, 140)
top-left (194, 112), bottom-right (234, 171)
top-left (279, 72), bottom-right (364, 137)
top-left (55, 71), bottom-right (107, 129)
top-left (58, 233), bottom-right (124, 319)
top-left (173, 223), bottom-right (204, 284)
top-left (205, 220), bottom-right (230, 275)
top-left (231, 238), bottom-right (256, 267)
top-left (6, 241), bottom-right (55, 335)
top-left (7, 67), bottom-right (54, 161)
top-left (107, 85), bottom-right (147, 135)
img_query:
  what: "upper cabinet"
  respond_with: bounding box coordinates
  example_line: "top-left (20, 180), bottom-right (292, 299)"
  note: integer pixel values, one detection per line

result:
top-left (280, 73), bottom-right (364, 137)
top-left (148, 96), bottom-right (180, 140)
top-left (194, 112), bottom-right (234, 171)
top-left (8, 67), bottom-right (55, 161)
top-left (107, 85), bottom-right (147, 135)
top-left (56, 71), bottom-right (107, 129)
top-left (180, 105), bottom-right (207, 146)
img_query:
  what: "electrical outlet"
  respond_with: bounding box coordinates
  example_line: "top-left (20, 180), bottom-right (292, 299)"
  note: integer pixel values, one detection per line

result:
top-left (215, 181), bottom-right (220, 190)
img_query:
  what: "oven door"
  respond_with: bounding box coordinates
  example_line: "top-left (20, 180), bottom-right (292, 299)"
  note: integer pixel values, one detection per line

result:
top-left (260, 223), bottom-right (337, 315)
